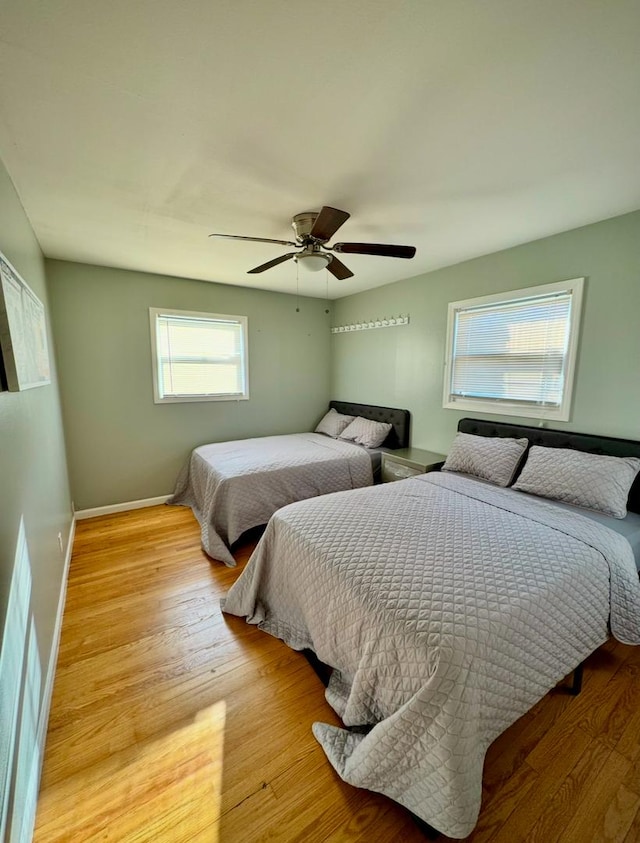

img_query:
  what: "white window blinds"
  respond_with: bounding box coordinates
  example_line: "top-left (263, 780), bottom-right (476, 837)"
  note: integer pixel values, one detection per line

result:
top-left (443, 279), bottom-right (583, 420)
top-left (151, 309), bottom-right (248, 402)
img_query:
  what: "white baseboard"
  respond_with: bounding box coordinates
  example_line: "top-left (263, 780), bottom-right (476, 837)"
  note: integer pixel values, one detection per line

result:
top-left (75, 495), bottom-right (172, 520)
top-left (37, 516), bottom-right (75, 746)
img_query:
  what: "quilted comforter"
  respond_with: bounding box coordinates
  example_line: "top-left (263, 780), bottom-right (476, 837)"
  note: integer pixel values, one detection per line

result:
top-left (168, 432), bottom-right (372, 566)
top-left (222, 472), bottom-right (640, 837)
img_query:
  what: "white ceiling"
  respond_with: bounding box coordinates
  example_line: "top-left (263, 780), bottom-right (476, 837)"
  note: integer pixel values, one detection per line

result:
top-left (1, 0), bottom-right (639, 299)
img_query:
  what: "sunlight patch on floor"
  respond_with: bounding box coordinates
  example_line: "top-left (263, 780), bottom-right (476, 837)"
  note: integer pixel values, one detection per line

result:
top-left (35, 701), bottom-right (226, 843)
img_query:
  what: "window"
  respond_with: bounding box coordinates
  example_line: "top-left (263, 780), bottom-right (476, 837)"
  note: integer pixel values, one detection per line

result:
top-left (443, 278), bottom-right (584, 421)
top-left (149, 308), bottom-right (249, 403)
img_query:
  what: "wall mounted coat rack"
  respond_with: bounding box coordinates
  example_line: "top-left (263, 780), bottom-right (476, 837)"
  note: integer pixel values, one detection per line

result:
top-left (330, 315), bottom-right (410, 334)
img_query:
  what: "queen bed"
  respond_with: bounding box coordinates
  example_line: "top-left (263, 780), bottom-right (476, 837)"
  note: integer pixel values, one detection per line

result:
top-left (221, 418), bottom-right (640, 838)
top-left (168, 400), bottom-right (410, 566)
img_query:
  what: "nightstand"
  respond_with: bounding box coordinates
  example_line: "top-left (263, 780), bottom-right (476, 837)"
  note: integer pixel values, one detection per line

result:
top-left (381, 448), bottom-right (446, 483)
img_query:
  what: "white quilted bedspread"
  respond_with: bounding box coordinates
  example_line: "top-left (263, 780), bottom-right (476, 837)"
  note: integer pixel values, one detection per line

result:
top-left (168, 433), bottom-right (372, 565)
top-left (222, 472), bottom-right (640, 837)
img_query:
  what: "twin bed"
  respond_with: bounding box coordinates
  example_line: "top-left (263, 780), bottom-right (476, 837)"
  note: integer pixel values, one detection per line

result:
top-left (220, 417), bottom-right (640, 838)
top-left (169, 400), bottom-right (409, 565)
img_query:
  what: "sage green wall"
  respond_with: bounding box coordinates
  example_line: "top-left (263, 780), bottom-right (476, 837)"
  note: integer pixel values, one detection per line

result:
top-left (46, 260), bottom-right (332, 510)
top-left (0, 158), bottom-right (72, 830)
top-left (332, 210), bottom-right (640, 453)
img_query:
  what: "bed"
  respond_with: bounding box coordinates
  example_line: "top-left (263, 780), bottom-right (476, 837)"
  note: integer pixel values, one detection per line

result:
top-left (221, 417), bottom-right (640, 838)
top-left (168, 400), bottom-right (410, 566)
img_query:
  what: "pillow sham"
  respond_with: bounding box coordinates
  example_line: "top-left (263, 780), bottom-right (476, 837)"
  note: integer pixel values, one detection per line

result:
top-left (339, 416), bottom-right (392, 449)
top-left (442, 432), bottom-right (528, 487)
top-left (314, 408), bottom-right (355, 438)
top-left (512, 446), bottom-right (640, 518)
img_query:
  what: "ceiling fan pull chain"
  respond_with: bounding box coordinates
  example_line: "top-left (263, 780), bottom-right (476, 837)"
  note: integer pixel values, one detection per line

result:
top-left (325, 268), bottom-right (330, 314)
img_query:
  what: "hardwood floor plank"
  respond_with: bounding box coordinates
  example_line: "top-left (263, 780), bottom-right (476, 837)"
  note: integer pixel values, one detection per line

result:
top-left (559, 749), bottom-right (634, 842)
top-left (622, 804), bottom-right (640, 843)
top-left (526, 739), bottom-right (614, 843)
top-left (481, 689), bottom-right (571, 796)
top-left (604, 785), bottom-right (640, 842)
top-left (36, 702), bottom-right (225, 842)
top-left (444, 760), bottom-right (538, 843)
top-left (577, 661), bottom-right (640, 749)
top-left (489, 726), bottom-right (593, 843)
top-left (222, 751), bottom-right (353, 842)
top-left (323, 801), bottom-right (420, 843)
top-left (621, 751), bottom-right (640, 798)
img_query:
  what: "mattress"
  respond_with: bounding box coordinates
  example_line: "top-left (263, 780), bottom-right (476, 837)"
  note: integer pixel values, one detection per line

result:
top-left (543, 500), bottom-right (640, 571)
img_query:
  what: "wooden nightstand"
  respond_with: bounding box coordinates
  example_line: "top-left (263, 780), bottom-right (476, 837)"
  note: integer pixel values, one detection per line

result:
top-left (381, 448), bottom-right (446, 483)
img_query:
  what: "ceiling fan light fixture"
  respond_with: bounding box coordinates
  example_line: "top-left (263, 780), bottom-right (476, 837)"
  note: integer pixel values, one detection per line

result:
top-left (295, 251), bottom-right (331, 272)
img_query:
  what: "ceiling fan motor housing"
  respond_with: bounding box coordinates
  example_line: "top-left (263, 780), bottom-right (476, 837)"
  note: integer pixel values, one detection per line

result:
top-left (291, 212), bottom-right (320, 242)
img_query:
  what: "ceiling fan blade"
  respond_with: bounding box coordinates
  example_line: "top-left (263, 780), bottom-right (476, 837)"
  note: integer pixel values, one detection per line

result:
top-left (332, 242), bottom-right (416, 259)
top-left (247, 253), bottom-right (297, 274)
top-left (309, 206), bottom-right (350, 242)
top-left (209, 233), bottom-right (297, 247)
top-left (327, 255), bottom-right (354, 280)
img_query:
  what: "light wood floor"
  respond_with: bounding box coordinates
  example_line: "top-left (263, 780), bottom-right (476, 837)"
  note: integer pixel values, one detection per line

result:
top-left (34, 504), bottom-right (640, 842)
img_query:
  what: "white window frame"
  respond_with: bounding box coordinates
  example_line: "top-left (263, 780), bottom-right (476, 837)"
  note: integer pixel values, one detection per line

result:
top-left (149, 307), bottom-right (249, 404)
top-left (442, 278), bottom-right (584, 421)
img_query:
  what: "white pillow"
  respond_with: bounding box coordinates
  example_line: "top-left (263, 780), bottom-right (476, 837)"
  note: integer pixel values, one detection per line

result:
top-left (512, 446), bottom-right (640, 518)
top-left (315, 408), bottom-right (355, 438)
top-left (339, 416), bottom-right (392, 448)
top-left (442, 432), bottom-right (528, 487)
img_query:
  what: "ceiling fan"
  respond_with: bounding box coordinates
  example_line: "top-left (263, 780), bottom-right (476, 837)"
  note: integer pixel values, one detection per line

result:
top-left (209, 206), bottom-right (416, 280)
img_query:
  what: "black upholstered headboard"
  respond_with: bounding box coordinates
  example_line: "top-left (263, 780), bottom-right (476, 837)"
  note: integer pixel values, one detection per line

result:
top-left (330, 401), bottom-right (410, 450)
top-left (458, 418), bottom-right (640, 515)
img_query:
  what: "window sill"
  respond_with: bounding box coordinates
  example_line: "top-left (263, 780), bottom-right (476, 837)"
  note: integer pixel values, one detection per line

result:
top-left (443, 398), bottom-right (570, 422)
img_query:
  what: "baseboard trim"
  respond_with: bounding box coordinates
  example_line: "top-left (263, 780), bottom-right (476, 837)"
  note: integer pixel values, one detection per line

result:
top-left (38, 516), bottom-right (75, 744)
top-left (75, 495), bottom-right (172, 520)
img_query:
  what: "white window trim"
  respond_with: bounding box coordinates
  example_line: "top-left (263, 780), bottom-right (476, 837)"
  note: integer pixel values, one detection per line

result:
top-left (149, 307), bottom-right (250, 404)
top-left (442, 278), bottom-right (584, 421)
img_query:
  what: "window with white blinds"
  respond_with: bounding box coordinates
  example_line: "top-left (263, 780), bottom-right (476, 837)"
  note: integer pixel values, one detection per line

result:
top-left (443, 278), bottom-right (584, 421)
top-left (149, 308), bottom-right (249, 403)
